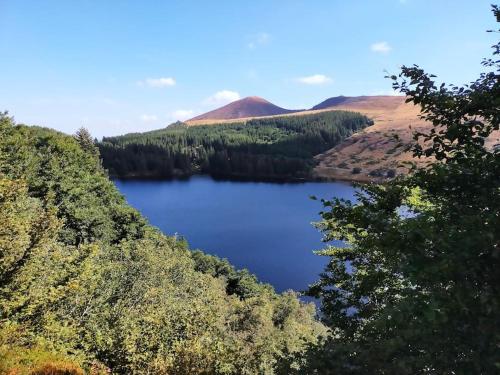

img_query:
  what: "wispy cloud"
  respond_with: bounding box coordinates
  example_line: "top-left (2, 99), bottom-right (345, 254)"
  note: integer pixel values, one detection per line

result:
top-left (296, 74), bottom-right (333, 85)
top-left (171, 109), bottom-right (194, 121)
top-left (371, 41), bottom-right (392, 53)
top-left (247, 32), bottom-right (271, 49)
top-left (138, 77), bottom-right (176, 88)
top-left (140, 114), bottom-right (158, 122)
top-left (203, 90), bottom-right (241, 106)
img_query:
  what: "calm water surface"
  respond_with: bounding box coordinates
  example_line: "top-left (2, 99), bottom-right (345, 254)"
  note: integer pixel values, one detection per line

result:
top-left (114, 176), bottom-right (357, 293)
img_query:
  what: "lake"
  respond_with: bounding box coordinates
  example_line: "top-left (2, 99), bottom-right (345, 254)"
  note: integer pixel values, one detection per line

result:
top-left (114, 176), bottom-right (357, 293)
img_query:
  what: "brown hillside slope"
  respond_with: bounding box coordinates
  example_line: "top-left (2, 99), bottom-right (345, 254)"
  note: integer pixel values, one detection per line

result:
top-left (313, 96), bottom-right (500, 182)
top-left (313, 96), bottom-right (432, 182)
top-left (312, 95), bottom-right (403, 111)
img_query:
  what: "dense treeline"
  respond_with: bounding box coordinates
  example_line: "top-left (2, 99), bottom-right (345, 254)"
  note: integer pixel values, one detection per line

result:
top-left (99, 111), bottom-right (371, 180)
top-left (0, 114), bottom-right (326, 374)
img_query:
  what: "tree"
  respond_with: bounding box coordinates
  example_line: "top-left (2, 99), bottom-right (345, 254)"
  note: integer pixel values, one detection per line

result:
top-left (0, 113), bottom-right (326, 374)
top-left (297, 6), bottom-right (500, 374)
top-left (74, 127), bottom-right (99, 157)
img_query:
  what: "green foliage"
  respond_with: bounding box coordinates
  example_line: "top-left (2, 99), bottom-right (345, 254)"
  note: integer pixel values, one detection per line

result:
top-left (74, 127), bottom-right (100, 158)
top-left (191, 250), bottom-right (275, 299)
top-left (0, 323), bottom-right (109, 375)
top-left (292, 8), bottom-right (500, 374)
top-left (98, 111), bottom-right (372, 180)
top-left (0, 113), bottom-right (325, 373)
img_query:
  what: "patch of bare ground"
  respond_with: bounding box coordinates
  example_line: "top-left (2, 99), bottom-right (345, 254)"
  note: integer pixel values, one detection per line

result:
top-left (313, 98), bottom-right (431, 182)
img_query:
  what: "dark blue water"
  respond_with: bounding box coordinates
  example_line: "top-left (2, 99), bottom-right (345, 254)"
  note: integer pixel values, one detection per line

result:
top-left (114, 176), bottom-right (357, 293)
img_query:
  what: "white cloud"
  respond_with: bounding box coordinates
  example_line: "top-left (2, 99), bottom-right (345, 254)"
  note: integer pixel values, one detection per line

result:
top-left (171, 109), bottom-right (194, 121)
top-left (140, 114), bottom-right (158, 122)
top-left (371, 41), bottom-right (392, 53)
top-left (203, 90), bottom-right (241, 106)
top-left (296, 74), bottom-right (333, 85)
top-left (248, 32), bottom-right (270, 49)
top-left (138, 77), bottom-right (176, 88)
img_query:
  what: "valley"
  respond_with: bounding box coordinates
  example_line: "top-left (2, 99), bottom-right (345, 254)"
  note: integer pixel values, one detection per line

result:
top-left (2, 2), bottom-right (498, 373)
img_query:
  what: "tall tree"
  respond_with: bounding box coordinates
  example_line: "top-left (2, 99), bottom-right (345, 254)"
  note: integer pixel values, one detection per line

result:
top-left (296, 6), bottom-right (500, 374)
top-left (74, 127), bottom-right (99, 157)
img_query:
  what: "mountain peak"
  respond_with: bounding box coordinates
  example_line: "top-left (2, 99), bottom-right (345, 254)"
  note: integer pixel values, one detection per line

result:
top-left (243, 96), bottom-right (269, 102)
top-left (188, 96), bottom-right (298, 122)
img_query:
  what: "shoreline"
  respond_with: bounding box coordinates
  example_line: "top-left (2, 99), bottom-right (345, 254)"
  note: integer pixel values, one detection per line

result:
top-left (109, 171), bottom-right (386, 184)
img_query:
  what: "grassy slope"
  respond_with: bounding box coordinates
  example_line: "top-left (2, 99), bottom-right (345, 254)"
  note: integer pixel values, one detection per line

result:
top-left (313, 98), bottom-right (432, 182)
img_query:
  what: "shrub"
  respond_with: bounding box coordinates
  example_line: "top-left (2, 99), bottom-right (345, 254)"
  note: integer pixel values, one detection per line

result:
top-left (30, 362), bottom-right (84, 375)
top-left (368, 169), bottom-right (382, 177)
top-left (352, 167), bottom-right (362, 174)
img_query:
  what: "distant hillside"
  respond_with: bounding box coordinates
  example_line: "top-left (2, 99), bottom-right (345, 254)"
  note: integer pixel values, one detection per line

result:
top-left (186, 95), bottom-right (406, 126)
top-left (313, 98), bottom-right (432, 182)
top-left (99, 111), bottom-right (371, 180)
top-left (313, 95), bottom-right (500, 182)
top-left (188, 96), bottom-right (299, 122)
top-left (107, 94), bottom-right (494, 183)
top-left (312, 95), bottom-right (405, 111)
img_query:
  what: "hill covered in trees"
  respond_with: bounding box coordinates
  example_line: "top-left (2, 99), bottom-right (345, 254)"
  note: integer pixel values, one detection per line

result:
top-left (0, 113), bottom-right (326, 374)
top-left (98, 110), bottom-right (371, 180)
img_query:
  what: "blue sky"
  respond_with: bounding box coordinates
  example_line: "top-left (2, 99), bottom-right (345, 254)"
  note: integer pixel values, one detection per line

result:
top-left (0, 0), bottom-right (496, 138)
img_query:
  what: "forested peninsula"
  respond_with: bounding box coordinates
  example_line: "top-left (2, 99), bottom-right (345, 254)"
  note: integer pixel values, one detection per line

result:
top-left (98, 111), bottom-right (372, 181)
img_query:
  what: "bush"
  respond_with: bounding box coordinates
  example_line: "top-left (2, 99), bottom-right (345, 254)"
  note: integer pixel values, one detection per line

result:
top-left (351, 167), bottom-right (362, 174)
top-left (31, 362), bottom-right (84, 375)
top-left (368, 169), bottom-right (382, 177)
top-left (0, 338), bottom-right (85, 375)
